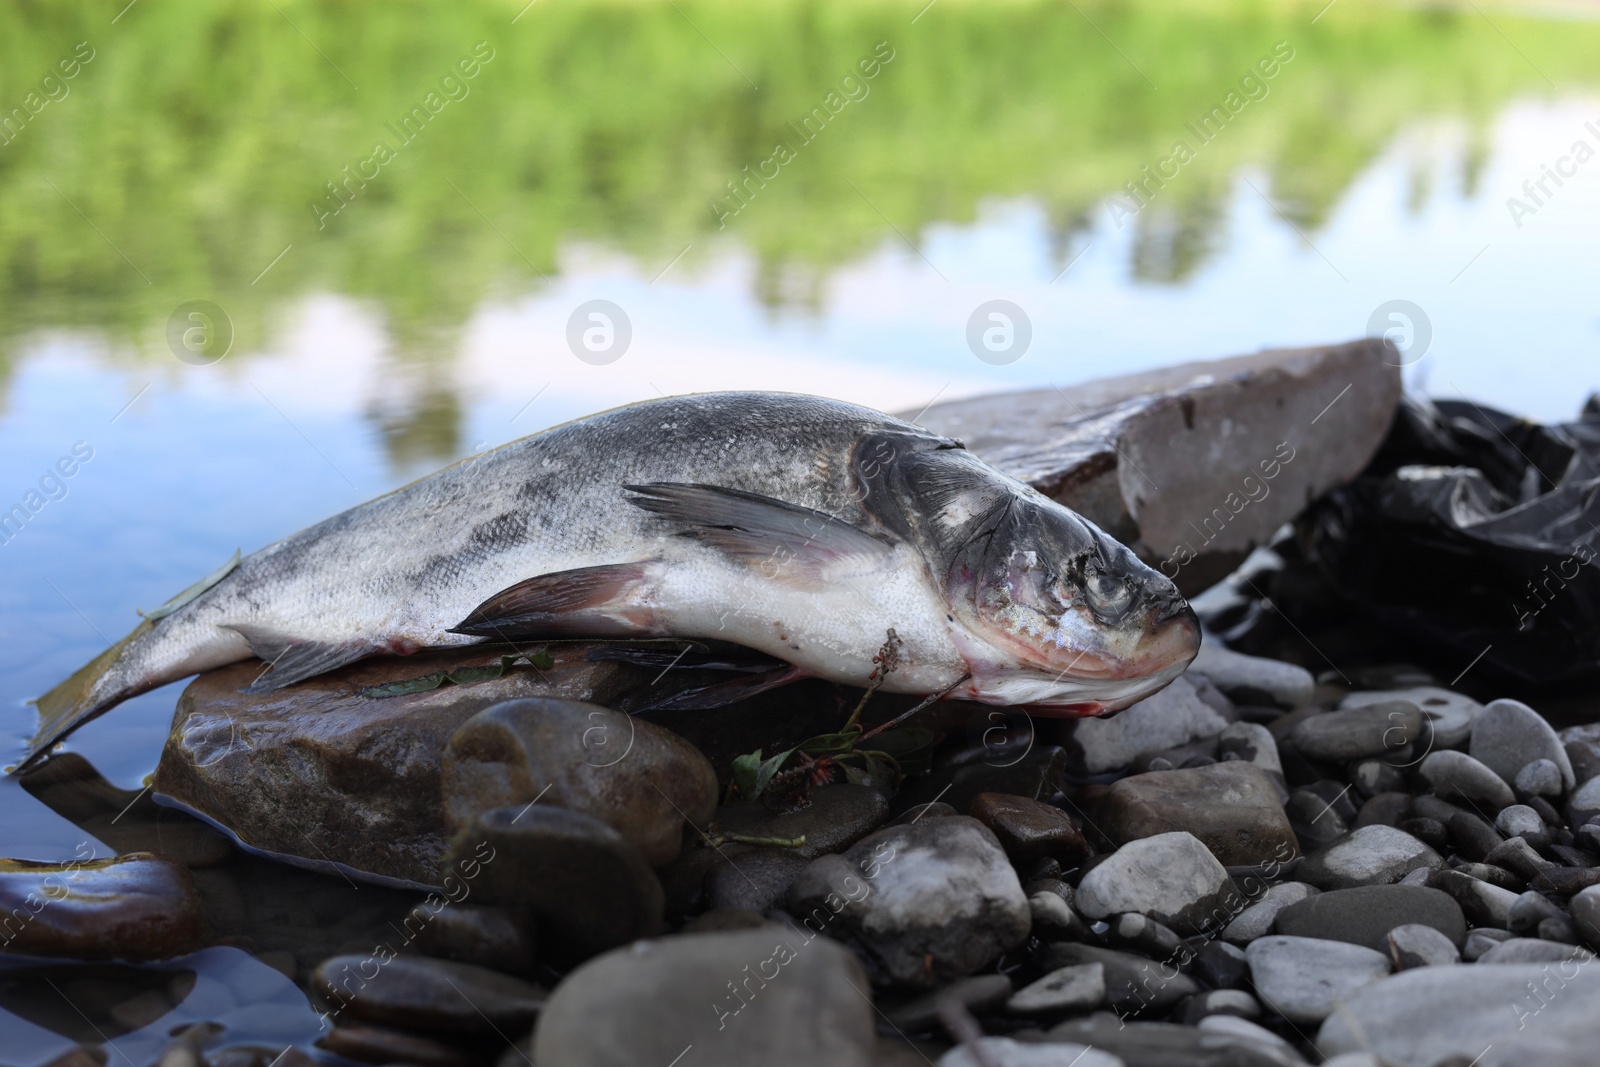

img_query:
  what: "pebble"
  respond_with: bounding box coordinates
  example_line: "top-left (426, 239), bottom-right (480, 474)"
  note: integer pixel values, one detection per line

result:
top-left (1108, 913), bottom-right (1183, 959)
top-left (1285, 790), bottom-right (1348, 850)
top-left (1514, 758), bottom-right (1564, 799)
top-left (1462, 928), bottom-right (1515, 960)
top-left (1446, 811), bottom-right (1502, 862)
top-left (0, 854), bottom-right (210, 961)
top-left (1430, 870), bottom-right (1518, 928)
top-left (1483, 836), bottom-right (1556, 881)
top-left (706, 848), bottom-right (809, 914)
top-left (1297, 825), bottom-right (1444, 890)
top-left (968, 792), bottom-right (1088, 867)
top-left (1042, 943), bottom-right (1200, 1013)
top-left (1244, 935), bottom-right (1390, 1024)
top-left (532, 930), bottom-right (876, 1066)
top-left (1186, 640), bottom-right (1314, 708)
top-left (1353, 792), bottom-right (1411, 829)
top-left (1506, 890), bottom-right (1565, 936)
top-left (1386, 923), bottom-right (1460, 968)
top-left (1418, 751), bottom-right (1516, 810)
top-left (1097, 762), bottom-right (1297, 867)
top-left (1475, 938), bottom-right (1596, 965)
top-left (885, 973), bottom-right (1013, 1030)
top-left (1274, 885), bottom-right (1465, 952)
top-left (786, 816), bottom-right (1030, 988)
top-left (1177, 989), bottom-right (1261, 1024)
top-left (1317, 964), bottom-right (1600, 1064)
top-left (1342, 686), bottom-right (1483, 749)
top-left (1030, 891), bottom-right (1086, 941)
top-left (1216, 721), bottom-right (1284, 777)
top-left (1533, 866), bottom-right (1600, 894)
top-left (1397, 817), bottom-right (1448, 853)
top-left (1007, 963), bottom-right (1107, 1016)
top-left (1060, 678), bottom-right (1232, 775)
top-left (1565, 776), bottom-right (1600, 827)
top-left (1289, 703), bottom-right (1422, 763)
top-left (890, 801), bottom-right (958, 826)
top-left (1469, 698), bottom-right (1575, 793)
top-left (1220, 882), bottom-right (1318, 946)
top-left (1350, 760), bottom-right (1406, 798)
top-left (1194, 941), bottom-right (1249, 989)
top-left (1541, 915), bottom-right (1579, 943)
top-left (1454, 860), bottom-right (1523, 893)
top-left (1495, 804), bottom-right (1545, 840)
top-left (1075, 832), bottom-right (1242, 936)
top-left (442, 804), bottom-right (664, 956)
top-left (321, 1023), bottom-right (473, 1067)
top-left (936, 1038), bottom-right (1123, 1067)
top-left (1571, 884), bottom-right (1600, 948)
top-left (407, 903), bottom-right (536, 976)
top-left (441, 697), bottom-right (718, 868)
top-left (714, 783), bottom-right (889, 860)
top-left (313, 954), bottom-right (544, 1038)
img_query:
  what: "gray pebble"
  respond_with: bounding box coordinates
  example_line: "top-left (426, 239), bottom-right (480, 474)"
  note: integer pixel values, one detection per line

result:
top-left (1418, 751), bottom-right (1516, 810)
top-left (1290, 703), bottom-right (1422, 763)
top-left (1470, 698), bottom-right (1575, 793)
top-left (1220, 882), bottom-right (1318, 946)
top-left (1006, 963), bottom-right (1106, 1016)
top-left (1483, 837), bottom-right (1557, 881)
top-left (1298, 825), bottom-right (1444, 890)
top-left (1387, 923), bottom-right (1460, 968)
top-left (1514, 758), bottom-right (1564, 799)
top-left (1570, 884), bottom-right (1600, 949)
top-left (1475, 938), bottom-right (1596, 965)
top-left (1507, 890), bottom-right (1565, 935)
top-left (1494, 804), bottom-right (1545, 840)
top-left (1342, 686), bottom-right (1484, 749)
top-left (1245, 935), bottom-right (1390, 1024)
top-left (1461, 928), bottom-right (1514, 960)
top-left (1030, 891), bottom-right (1086, 942)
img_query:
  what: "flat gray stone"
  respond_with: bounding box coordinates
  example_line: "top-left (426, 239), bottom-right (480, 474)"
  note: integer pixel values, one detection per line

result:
top-left (1220, 882), bottom-right (1318, 946)
top-left (1060, 677), bottom-right (1231, 775)
top-left (1290, 703), bottom-right (1423, 763)
top-left (1418, 751), bottom-right (1516, 810)
top-left (1076, 832), bottom-right (1242, 935)
top-left (1387, 923), bottom-right (1460, 968)
top-left (533, 931), bottom-right (875, 1066)
top-left (1007, 963), bottom-right (1106, 1015)
top-left (1495, 804), bottom-right (1545, 839)
top-left (1318, 966), bottom-right (1600, 1064)
top-left (1245, 935), bottom-right (1390, 1024)
top-left (1275, 885), bottom-right (1465, 952)
top-left (1341, 687), bottom-right (1484, 750)
top-left (1186, 641), bottom-right (1314, 709)
top-left (1476, 938), bottom-right (1596, 965)
top-left (1470, 698), bottom-right (1575, 793)
top-left (1298, 826), bottom-right (1444, 890)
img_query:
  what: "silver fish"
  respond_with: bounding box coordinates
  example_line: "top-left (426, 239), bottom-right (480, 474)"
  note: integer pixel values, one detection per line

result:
top-left (23, 392), bottom-right (1198, 765)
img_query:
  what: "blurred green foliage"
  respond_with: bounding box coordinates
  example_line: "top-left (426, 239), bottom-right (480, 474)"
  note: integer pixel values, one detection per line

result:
top-left (0, 0), bottom-right (1595, 376)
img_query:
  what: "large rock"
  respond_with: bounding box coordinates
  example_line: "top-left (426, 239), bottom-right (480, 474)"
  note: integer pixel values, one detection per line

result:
top-left (533, 930), bottom-right (876, 1067)
top-left (786, 816), bottom-right (1030, 989)
top-left (1469, 698), bottom-right (1575, 794)
top-left (1298, 826), bottom-right (1443, 890)
top-left (1341, 687), bottom-right (1484, 750)
top-left (154, 644), bottom-right (646, 885)
top-left (1060, 677), bottom-right (1232, 776)
top-left (1096, 762), bottom-right (1297, 867)
top-left (1273, 885), bottom-right (1465, 952)
top-left (1076, 832), bottom-right (1241, 935)
top-left (1318, 966), bottom-right (1600, 1065)
top-left (910, 340), bottom-right (1400, 591)
top-left (0, 854), bottom-right (209, 960)
top-left (1246, 936), bottom-right (1390, 1025)
top-left (441, 696), bottom-right (717, 867)
top-left (1289, 703), bottom-right (1424, 763)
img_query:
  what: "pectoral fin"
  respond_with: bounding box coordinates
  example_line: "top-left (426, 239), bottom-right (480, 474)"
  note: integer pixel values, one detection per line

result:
top-left (623, 482), bottom-right (893, 583)
top-left (448, 561), bottom-right (661, 640)
top-left (228, 625), bottom-right (381, 691)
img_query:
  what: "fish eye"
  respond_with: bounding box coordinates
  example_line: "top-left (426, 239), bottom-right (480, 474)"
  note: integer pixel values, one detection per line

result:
top-left (1086, 570), bottom-right (1132, 613)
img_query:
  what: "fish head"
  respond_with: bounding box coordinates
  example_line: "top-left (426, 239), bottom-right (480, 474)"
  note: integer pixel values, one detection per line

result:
top-left (942, 492), bottom-right (1199, 715)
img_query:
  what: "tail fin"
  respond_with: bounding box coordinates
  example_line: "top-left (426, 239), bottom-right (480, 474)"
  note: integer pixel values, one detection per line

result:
top-left (19, 620), bottom-right (154, 771)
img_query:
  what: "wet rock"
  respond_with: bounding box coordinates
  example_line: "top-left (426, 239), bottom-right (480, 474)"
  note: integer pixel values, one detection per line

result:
top-left (1397, 817), bottom-right (1447, 853)
top-left (1289, 703), bottom-right (1422, 763)
top-left (0, 854), bottom-right (209, 960)
top-left (1217, 722), bottom-right (1284, 778)
top-left (533, 930), bottom-right (875, 1066)
top-left (891, 801), bottom-right (958, 826)
top-left (787, 816), bottom-right (1029, 989)
top-left (968, 792), bottom-right (1088, 868)
top-left (1317, 965), bottom-right (1600, 1065)
top-left (1007, 963), bottom-right (1106, 1016)
top-left (1220, 882), bottom-right (1317, 946)
top-left (1274, 885), bottom-right (1465, 952)
top-left (1430, 869), bottom-right (1518, 928)
top-left (442, 805), bottom-right (663, 956)
top-left (1341, 687), bottom-right (1483, 750)
top-left (705, 848), bottom-right (809, 915)
top-left (1076, 832), bottom-right (1241, 936)
top-left (1041, 944), bottom-right (1200, 1013)
top-left (1418, 751), bottom-right (1516, 810)
top-left (1475, 938), bottom-right (1595, 965)
top-left (1097, 762), bottom-right (1296, 868)
top-left (321, 1023), bottom-right (473, 1067)
top-left (913, 340), bottom-right (1402, 593)
top-left (884, 973), bottom-right (1013, 1030)
top-left (1470, 698), bottom-right (1575, 794)
top-left (1514, 758), bottom-right (1564, 799)
top-left (937, 1038), bottom-right (1123, 1067)
top-left (1386, 923), bottom-right (1460, 968)
top-left (1186, 641), bottom-right (1314, 708)
top-left (1060, 678), bottom-right (1231, 775)
top-left (441, 697), bottom-right (715, 868)
top-left (1245, 936), bottom-right (1390, 1024)
top-left (1298, 826), bottom-right (1444, 890)
top-left (1285, 789), bottom-right (1349, 850)
top-left (314, 954), bottom-right (544, 1038)
top-left (156, 645), bottom-right (645, 884)
top-left (406, 904), bottom-right (535, 976)
top-left (713, 784), bottom-right (890, 860)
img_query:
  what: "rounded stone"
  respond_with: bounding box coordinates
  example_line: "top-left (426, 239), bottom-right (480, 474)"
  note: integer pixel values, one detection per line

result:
top-left (1006, 963), bottom-right (1106, 1016)
top-left (1245, 935), bottom-right (1390, 1024)
top-left (1417, 751), bottom-right (1515, 811)
top-left (442, 697), bottom-right (717, 868)
top-left (1342, 686), bottom-right (1484, 749)
top-left (1495, 804), bottom-right (1545, 840)
top-left (1097, 762), bottom-right (1297, 868)
top-left (1298, 826), bottom-right (1444, 890)
top-left (712, 784), bottom-right (889, 860)
top-left (1076, 831), bottom-right (1242, 936)
top-left (1514, 758), bottom-right (1564, 799)
top-left (1290, 702), bottom-right (1423, 763)
top-left (1470, 698), bottom-right (1575, 793)
top-left (1274, 885), bottom-right (1465, 952)
top-left (313, 954), bottom-right (544, 1038)
top-left (968, 792), bottom-right (1088, 868)
top-left (1386, 923), bottom-right (1459, 968)
top-left (0, 854), bottom-right (210, 961)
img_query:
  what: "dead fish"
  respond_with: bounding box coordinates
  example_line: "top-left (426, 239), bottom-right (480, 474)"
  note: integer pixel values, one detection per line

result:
top-left (22, 392), bottom-right (1198, 766)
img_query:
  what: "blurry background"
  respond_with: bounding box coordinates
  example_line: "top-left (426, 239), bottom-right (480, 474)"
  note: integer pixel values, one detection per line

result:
top-left (2, 0), bottom-right (1599, 788)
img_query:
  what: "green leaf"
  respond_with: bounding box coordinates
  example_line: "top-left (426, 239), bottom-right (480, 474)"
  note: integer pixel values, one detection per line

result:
top-left (753, 746), bottom-right (798, 797)
top-left (732, 749), bottom-right (764, 799)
